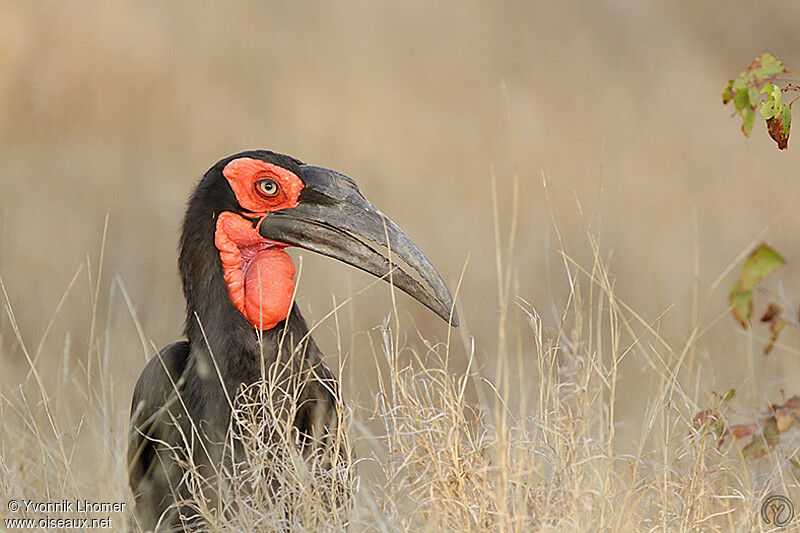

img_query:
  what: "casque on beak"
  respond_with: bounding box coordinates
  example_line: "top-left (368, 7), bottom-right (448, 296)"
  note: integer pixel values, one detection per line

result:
top-left (258, 165), bottom-right (459, 327)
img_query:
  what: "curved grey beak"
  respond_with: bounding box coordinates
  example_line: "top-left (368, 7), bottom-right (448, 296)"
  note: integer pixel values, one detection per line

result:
top-left (258, 165), bottom-right (458, 327)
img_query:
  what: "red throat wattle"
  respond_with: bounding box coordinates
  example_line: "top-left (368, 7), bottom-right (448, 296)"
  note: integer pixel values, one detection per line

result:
top-left (215, 211), bottom-right (296, 329)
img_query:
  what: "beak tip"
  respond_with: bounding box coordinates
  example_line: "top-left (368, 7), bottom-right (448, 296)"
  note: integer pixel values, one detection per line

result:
top-left (447, 308), bottom-right (460, 328)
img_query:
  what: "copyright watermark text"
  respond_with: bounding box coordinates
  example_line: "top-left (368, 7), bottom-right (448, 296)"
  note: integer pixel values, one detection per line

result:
top-left (4, 499), bottom-right (126, 529)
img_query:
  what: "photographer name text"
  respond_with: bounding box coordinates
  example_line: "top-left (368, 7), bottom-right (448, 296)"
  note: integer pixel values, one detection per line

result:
top-left (13, 499), bottom-right (126, 514)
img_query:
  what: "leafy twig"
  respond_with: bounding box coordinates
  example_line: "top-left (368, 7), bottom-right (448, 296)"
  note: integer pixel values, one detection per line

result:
top-left (723, 54), bottom-right (797, 149)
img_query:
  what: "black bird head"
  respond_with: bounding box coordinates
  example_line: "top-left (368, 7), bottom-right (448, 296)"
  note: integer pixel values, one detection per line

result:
top-left (181, 150), bottom-right (458, 332)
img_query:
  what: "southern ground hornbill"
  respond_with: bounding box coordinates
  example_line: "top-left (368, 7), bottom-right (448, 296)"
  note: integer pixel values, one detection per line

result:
top-left (127, 150), bottom-right (458, 530)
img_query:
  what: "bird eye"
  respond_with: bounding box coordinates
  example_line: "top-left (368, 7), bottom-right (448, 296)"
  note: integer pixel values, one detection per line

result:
top-left (256, 179), bottom-right (279, 197)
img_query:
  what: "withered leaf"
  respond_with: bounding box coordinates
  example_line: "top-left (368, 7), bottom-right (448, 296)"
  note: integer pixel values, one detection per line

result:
top-left (761, 303), bottom-right (781, 322)
top-left (742, 435), bottom-right (770, 460)
top-left (728, 423), bottom-right (759, 439)
top-left (766, 105), bottom-right (791, 150)
top-left (693, 408), bottom-right (715, 431)
top-left (774, 408), bottom-right (795, 433)
top-left (764, 316), bottom-right (786, 355)
top-left (692, 389), bottom-right (735, 443)
top-left (731, 396), bottom-right (800, 461)
top-left (760, 303), bottom-right (787, 355)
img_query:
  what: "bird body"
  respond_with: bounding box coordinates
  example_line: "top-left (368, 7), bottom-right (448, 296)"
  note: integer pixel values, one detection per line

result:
top-left (128, 150), bottom-right (457, 531)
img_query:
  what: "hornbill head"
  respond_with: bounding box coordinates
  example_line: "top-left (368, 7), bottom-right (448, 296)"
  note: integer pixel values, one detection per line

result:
top-left (188, 150), bottom-right (459, 331)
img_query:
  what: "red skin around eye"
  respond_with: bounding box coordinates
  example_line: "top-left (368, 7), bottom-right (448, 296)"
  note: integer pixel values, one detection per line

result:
top-left (222, 157), bottom-right (304, 213)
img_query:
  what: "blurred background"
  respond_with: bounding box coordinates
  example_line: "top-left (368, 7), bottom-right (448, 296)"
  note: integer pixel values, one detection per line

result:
top-left (2, 1), bottom-right (800, 442)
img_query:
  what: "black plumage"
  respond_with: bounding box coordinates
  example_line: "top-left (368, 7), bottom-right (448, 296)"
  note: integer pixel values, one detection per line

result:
top-left (127, 150), bottom-right (456, 531)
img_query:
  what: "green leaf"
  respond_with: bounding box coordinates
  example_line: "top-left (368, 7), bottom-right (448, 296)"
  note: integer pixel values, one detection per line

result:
top-left (743, 107), bottom-right (756, 136)
top-left (755, 54), bottom-right (787, 79)
top-left (733, 87), bottom-right (751, 112)
top-left (760, 84), bottom-right (782, 120)
top-left (738, 244), bottom-right (785, 291)
top-left (713, 418), bottom-right (725, 438)
top-left (740, 53), bottom-right (788, 86)
top-left (731, 87), bottom-right (757, 136)
top-left (723, 80), bottom-right (734, 104)
top-left (729, 243), bottom-right (785, 327)
top-left (748, 86), bottom-right (759, 106)
top-left (781, 103), bottom-right (792, 134)
top-left (729, 286), bottom-right (753, 327)
top-left (723, 389), bottom-right (736, 402)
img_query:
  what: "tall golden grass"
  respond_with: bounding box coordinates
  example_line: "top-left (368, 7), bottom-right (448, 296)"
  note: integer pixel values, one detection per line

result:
top-left (2, 1), bottom-right (800, 531)
top-left (2, 201), bottom-right (799, 530)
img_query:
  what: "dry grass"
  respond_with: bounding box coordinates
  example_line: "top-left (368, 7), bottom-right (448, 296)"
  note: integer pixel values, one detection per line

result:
top-left (2, 208), bottom-right (799, 531)
top-left (3, 1), bottom-right (800, 531)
